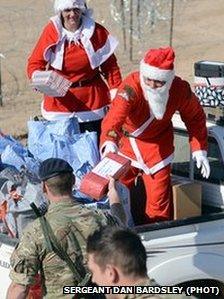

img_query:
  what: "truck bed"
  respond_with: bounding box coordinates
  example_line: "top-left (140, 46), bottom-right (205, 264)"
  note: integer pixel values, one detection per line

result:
top-left (136, 211), bottom-right (224, 287)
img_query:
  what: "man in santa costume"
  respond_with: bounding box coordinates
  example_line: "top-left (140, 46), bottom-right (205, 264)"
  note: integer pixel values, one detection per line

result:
top-left (100, 47), bottom-right (210, 224)
top-left (27, 0), bottom-right (122, 137)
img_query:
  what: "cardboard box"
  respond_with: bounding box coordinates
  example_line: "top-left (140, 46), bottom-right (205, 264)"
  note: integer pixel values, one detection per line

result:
top-left (79, 153), bottom-right (131, 200)
top-left (172, 178), bottom-right (201, 220)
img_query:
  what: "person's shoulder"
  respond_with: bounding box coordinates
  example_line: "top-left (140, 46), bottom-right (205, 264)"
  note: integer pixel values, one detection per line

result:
top-left (120, 71), bottom-right (140, 96)
top-left (113, 71), bottom-right (140, 103)
top-left (40, 18), bottom-right (56, 34)
top-left (131, 71), bottom-right (141, 82)
top-left (22, 218), bottom-right (42, 242)
top-left (13, 218), bottom-right (42, 252)
top-left (82, 205), bottom-right (118, 227)
top-left (95, 22), bottom-right (109, 32)
top-left (127, 71), bottom-right (139, 79)
top-left (22, 217), bottom-right (41, 235)
top-left (121, 71), bottom-right (139, 85)
top-left (170, 76), bottom-right (192, 97)
top-left (92, 21), bottom-right (110, 42)
top-left (32, 18), bottom-right (58, 45)
top-left (172, 76), bottom-right (191, 89)
top-left (37, 16), bottom-right (60, 41)
top-left (81, 204), bottom-right (109, 221)
top-left (69, 202), bottom-right (109, 222)
top-left (67, 206), bottom-right (114, 240)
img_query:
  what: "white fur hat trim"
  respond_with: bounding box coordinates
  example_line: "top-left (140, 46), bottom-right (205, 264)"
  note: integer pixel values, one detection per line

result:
top-left (54, 0), bottom-right (86, 14)
top-left (140, 59), bottom-right (175, 82)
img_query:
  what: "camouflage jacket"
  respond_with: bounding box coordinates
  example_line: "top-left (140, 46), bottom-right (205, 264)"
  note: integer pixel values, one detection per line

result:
top-left (9, 199), bottom-right (114, 298)
top-left (124, 279), bottom-right (196, 299)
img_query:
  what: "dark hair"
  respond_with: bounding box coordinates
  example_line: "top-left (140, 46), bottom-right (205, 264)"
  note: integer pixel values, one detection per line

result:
top-left (45, 172), bottom-right (74, 196)
top-left (87, 226), bottom-right (147, 278)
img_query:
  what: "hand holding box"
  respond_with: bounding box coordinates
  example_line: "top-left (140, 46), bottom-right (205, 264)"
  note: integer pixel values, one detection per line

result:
top-left (79, 153), bottom-right (131, 200)
top-left (31, 70), bottom-right (72, 97)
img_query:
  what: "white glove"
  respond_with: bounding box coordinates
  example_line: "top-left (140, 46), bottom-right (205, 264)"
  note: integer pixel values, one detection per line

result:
top-left (192, 150), bottom-right (210, 179)
top-left (101, 141), bottom-right (118, 158)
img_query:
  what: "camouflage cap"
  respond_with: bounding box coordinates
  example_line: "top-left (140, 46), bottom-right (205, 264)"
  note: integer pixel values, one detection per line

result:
top-left (39, 158), bottom-right (73, 181)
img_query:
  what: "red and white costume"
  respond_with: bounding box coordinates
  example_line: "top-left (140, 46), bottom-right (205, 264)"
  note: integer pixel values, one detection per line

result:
top-left (100, 48), bottom-right (208, 223)
top-left (27, 14), bottom-right (122, 122)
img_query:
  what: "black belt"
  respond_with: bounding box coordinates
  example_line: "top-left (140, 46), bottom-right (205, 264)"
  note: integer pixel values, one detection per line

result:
top-left (70, 73), bottom-right (100, 88)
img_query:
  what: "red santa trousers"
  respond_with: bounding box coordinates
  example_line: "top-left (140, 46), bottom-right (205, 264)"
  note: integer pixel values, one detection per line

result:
top-left (121, 164), bottom-right (173, 224)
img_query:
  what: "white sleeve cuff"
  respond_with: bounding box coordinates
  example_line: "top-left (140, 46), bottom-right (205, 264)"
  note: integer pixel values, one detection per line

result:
top-left (110, 88), bottom-right (118, 101)
top-left (192, 150), bottom-right (207, 159)
top-left (100, 140), bottom-right (118, 157)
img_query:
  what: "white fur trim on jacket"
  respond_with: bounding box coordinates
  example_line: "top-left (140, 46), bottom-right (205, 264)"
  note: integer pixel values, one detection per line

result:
top-left (82, 33), bottom-right (118, 69)
top-left (46, 15), bottom-right (118, 70)
top-left (54, 0), bottom-right (86, 14)
top-left (110, 88), bottom-right (118, 101)
top-left (140, 59), bottom-right (175, 82)
top-left (41, 101), bottom-right (108, 122)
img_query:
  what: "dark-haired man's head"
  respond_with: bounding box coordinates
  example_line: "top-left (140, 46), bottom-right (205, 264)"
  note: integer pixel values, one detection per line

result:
top-left (38, 158), bottom-right (75, 201)
top-left (87, 226), bottom-right (148, 297)
top-left (44, 172), bottom-right (75, 196)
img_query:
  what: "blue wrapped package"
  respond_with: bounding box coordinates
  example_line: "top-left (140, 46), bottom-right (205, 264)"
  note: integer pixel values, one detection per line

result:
top-left (1, 145), bottom-right (25, 170)
top-left (27, 118), bottom-right (100, 184)
top-left (27, 117), bottom-right (80, 161)
top-left (52, 131), bottom-right (99, 186)
top-left (1, 145), bottom-right (40, 178)
top-left (0, 131), bottom-right (26, 155)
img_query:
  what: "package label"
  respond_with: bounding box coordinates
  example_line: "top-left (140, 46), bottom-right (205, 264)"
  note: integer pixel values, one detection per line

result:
top-left (92, 157), bottom-right (122, 179)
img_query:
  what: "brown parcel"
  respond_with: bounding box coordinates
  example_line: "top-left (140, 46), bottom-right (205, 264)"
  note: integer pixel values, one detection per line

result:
top-left (172, 179), bottom-right (202, 220)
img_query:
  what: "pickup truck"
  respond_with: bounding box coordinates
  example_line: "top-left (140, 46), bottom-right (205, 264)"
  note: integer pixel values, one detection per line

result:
top-left (137, 113), bottom-right (224, 295)
top-left (1, 113), bottom-right (224, 298)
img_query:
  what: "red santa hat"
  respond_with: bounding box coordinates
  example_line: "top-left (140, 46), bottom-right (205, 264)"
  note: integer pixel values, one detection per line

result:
top-left (54, 0), bottom-right (87, 14)
top-left (140, 47), bottom-right (175, 82)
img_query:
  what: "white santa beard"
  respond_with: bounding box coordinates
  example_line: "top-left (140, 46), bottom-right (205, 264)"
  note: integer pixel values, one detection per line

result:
top-left (144, 86), bottom-right (169, 119)
top-left (140, 75), bottom-right (173, 120)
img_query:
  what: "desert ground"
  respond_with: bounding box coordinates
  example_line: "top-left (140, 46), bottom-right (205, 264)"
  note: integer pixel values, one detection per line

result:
top-left (0, 0), bottom-right (224, 139)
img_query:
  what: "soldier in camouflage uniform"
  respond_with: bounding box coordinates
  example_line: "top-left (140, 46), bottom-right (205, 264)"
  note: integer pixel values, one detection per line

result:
top-left (7, 158), bottom-right (124, 299)
top-left (87, 227), bottom-right (196, 299)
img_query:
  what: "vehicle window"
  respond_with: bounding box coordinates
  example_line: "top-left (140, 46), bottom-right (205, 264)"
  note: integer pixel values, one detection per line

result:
top-left (172, 129), bottom-right (224, 184)
top-left (172, 129), bottom-right (191, 178)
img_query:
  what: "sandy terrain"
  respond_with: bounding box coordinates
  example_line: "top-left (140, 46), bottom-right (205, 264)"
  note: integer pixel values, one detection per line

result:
top-left (0, 0), bottom-right (224, 138)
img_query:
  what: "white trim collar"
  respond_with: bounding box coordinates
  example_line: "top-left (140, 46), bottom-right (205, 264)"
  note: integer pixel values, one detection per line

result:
top-left (47, 15), bottom-right (118, 70)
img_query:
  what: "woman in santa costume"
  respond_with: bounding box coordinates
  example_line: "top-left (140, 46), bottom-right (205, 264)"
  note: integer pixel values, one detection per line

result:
top-left (100, 47), bottom-right (210, 224)
top-left (27, 0), bottom-right (122, 137)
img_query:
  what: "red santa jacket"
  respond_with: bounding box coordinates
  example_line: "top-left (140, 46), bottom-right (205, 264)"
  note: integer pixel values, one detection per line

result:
top-left (27, 15), bottom-right (122, 121)
top-left (100, 72), bottom-right (208, 174)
